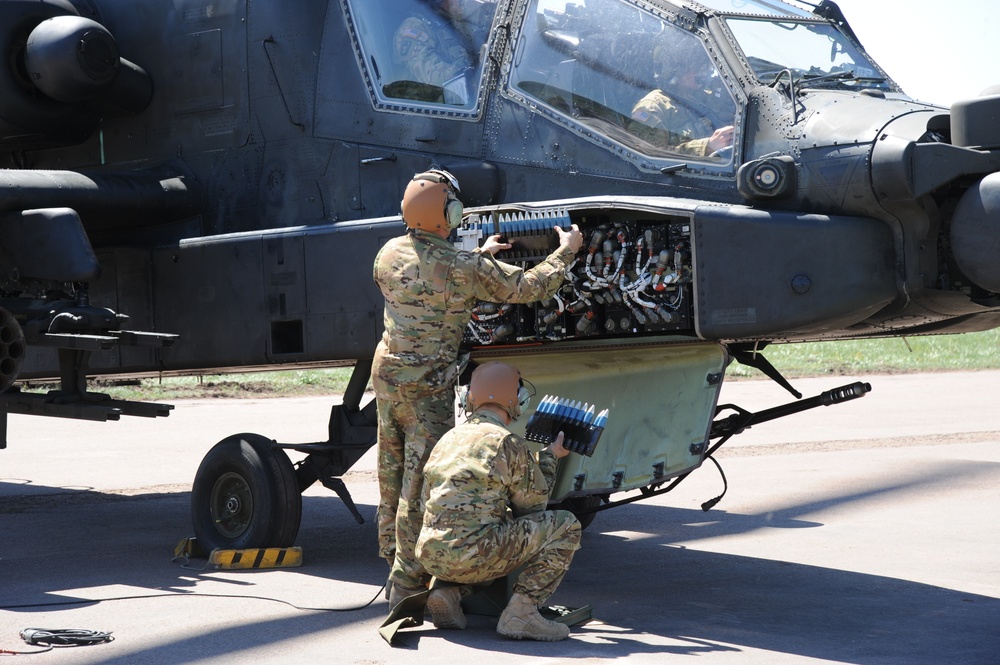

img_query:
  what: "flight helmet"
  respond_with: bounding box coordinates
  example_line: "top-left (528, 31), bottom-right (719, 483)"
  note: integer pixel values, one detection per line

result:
top-left (467, 361), bottom-right (532, 420)
top-left (401, 169), bottom-right (464, 233)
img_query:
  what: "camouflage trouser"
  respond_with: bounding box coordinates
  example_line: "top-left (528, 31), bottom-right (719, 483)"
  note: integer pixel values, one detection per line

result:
top-left (375, 390), bottom-right (454, 589)
top-left (417, 509), bottom-right (581, 606)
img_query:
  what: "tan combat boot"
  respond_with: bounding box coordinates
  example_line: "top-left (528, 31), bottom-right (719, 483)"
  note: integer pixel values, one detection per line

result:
top-left (388, 583), bottom-right (425, 609)
top-left (496, 592), bottom-right (570, 641)
top-left (426, 585), bottom-right (467, 629)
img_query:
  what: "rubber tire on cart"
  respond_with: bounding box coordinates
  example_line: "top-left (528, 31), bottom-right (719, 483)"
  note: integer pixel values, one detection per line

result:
top-left (553, 495), bottom-right (603, 530)
top-left (191, 433), bottom-right (302, 552)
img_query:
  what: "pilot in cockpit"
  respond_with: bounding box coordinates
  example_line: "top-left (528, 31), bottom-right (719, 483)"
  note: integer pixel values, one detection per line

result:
top-left (627, 35), bottom-right (736, 158)
top-left (392, 0), bottom-right (497, 90)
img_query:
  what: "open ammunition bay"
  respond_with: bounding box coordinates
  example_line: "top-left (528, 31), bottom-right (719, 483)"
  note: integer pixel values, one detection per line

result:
top-left (457, 208), bottom-right (694, 347)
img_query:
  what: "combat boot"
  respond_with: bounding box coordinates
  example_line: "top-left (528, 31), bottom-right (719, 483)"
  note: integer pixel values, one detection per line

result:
top-left (496, 592), bottom-right (570, 641)
top-left (388, 583), bottom-right (425, 609)
top-left (426, 585), bottom-right (466, 629)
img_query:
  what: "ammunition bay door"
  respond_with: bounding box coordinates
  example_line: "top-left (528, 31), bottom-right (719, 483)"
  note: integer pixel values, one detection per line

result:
top-left (478, 339), bottom-right (727, 502)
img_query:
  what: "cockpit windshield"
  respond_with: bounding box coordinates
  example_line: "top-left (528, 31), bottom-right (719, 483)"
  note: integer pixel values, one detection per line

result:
top-left (695, 0), bottom-right (812, 18)
top-left (726, 18), bottom-right (892, 92)
top-left (510, 0), bottom-right (739, 164)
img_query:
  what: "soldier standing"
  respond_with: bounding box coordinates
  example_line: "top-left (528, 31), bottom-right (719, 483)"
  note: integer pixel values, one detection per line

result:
top-left (415, 361), bottom-right (582, 641)
top-left (372, 170), bottom-right (582, 608)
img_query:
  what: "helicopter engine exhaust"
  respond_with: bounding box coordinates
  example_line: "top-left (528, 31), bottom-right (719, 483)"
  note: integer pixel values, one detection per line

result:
top-left (0, 1), bottom-right (152, 150)
top-left (25, 15), bottom-right (152, 114)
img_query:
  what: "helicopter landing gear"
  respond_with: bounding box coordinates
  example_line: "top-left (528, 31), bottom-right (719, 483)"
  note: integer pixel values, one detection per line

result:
top-left (189, 360), bottom-right (377, 552)
top-left (191, 433), bottom-right (302, 552)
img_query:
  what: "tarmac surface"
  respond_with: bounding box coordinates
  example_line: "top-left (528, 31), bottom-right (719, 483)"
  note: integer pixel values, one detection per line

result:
top-left (2, 370), bottom-right (999, 664)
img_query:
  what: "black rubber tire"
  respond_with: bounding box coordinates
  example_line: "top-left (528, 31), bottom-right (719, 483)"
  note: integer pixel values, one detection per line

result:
top-left (191, 433), bottom-right (302, 552)
top-left (269, 436), bottom-right (303, 547)
top-left (553, 495), bottom-right (603, 530)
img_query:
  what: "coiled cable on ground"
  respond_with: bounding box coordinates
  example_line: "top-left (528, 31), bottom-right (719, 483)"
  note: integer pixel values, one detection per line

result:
top-left (7, 627), bottom-right (115, 654)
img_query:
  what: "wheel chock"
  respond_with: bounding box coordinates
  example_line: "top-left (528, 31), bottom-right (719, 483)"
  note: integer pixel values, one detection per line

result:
top-left (174, 537), bottom-right (207, 558)
top-left (208, 546), bottom-right (303, 569)
top-left (173, 538), bottom-right (303, 569)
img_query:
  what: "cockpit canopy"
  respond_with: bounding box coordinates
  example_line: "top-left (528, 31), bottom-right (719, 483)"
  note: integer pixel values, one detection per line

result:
top-left (344, 0), bottom-right (499, 112)
top-left (724, 17), bottom-right (890, 92)
top-left (509, 0), bottom-right (739, 164)
top-left (342, 0), bottom-right (898, 170)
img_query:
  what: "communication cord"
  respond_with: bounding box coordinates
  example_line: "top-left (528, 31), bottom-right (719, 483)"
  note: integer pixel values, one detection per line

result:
top-left (1, 580), bottom-right (387, 655)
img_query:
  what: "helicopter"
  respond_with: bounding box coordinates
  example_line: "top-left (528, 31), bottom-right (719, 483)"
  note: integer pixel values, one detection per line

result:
top-left (0, 0), bottom-right (997, 552)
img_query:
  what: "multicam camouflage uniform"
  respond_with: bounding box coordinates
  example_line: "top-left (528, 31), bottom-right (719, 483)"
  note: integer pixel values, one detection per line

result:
top-left (415, 410), bottom-right (581, 605)
top-left (393, 14), bottom-right (472, 87)
top-left (372, 228), bottom-right (576, 590)
top-left (628, 89), bottom-right (715, 157)
top-left (392, 0), bottom-right (498, 89)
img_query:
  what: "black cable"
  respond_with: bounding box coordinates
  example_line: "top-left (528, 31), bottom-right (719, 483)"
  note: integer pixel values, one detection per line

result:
top-left (700, 454), bottom-right (728, 511)
top-left (2, 583), bottom-right (386, 614)
top-left (4, 564), bottom-right (387, 654)
top-left (20, 628), bottom-right (114, 650)
top-left (1, 643), bottom-right (53, 656)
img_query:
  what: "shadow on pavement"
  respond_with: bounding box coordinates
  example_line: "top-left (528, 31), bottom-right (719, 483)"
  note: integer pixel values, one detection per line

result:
top-left (3, 461), bottom-right (999, 664)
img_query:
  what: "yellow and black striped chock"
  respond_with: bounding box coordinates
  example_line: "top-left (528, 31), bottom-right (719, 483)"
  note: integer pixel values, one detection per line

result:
top-left (208, 546), bottom-right (303, 569)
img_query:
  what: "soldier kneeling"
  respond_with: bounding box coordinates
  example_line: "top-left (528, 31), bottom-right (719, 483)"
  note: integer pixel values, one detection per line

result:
top-left (414, 361), bottom-right (582, 641)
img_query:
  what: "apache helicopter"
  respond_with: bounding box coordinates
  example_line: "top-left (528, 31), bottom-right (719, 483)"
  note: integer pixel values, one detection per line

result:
top-left (1, 0), bottom-right (998, 552)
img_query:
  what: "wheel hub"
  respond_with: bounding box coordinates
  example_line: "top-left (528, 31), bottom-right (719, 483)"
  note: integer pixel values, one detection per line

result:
top-left (210, 471), bottom-right (254, 539)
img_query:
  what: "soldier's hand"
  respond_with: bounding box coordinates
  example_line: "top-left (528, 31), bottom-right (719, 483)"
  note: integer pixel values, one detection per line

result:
top-left (480, 233), bottom-right (511, 256)
top-left (547, 431), bottom-right (570, 459)
top-left (556, 224), bottom-right (583, 254)
top-left (708, 125), bottom-right (734, 153)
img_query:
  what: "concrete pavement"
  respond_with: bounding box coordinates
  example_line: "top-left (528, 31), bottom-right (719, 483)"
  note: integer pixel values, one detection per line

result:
top-left (1, 371), bottom-right (998, 663)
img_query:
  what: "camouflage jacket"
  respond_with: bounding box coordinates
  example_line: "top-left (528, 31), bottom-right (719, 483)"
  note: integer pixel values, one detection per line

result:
top-left (417, 410), bottom-right (558, 550)
top-left (372, 229), bottom-right (575, 400)
top-left (629, 89), bottom-right (714, 157)
top-left (393, 2), bottom-right (497, 87)
top-left (393, 15), bottom-right (471, 86)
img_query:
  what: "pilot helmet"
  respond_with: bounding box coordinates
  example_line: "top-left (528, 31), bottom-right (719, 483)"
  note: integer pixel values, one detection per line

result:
top-left (401, 169), bottom-right (464, 233)
top-left (467, 361), bottom-right (532, 420)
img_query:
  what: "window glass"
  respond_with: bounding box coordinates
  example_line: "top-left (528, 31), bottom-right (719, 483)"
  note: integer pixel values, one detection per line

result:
top-left (695, 0), bottom-right (812, 18)
top-left (727, 18), bottom-right (891, 92)
top-left (346, 0), bottom-right (499, 110)
top-left (511, 0), bottom-right (738, 162)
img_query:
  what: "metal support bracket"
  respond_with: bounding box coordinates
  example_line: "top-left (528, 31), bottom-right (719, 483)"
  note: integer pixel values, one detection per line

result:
top-left (0, 329), bottom-right (177, 448)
